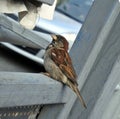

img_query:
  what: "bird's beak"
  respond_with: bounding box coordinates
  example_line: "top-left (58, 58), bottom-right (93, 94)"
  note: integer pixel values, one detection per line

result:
top-left (51, 34), bottom-right (57, 41)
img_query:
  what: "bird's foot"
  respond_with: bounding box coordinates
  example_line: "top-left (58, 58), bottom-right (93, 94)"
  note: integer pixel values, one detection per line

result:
top-left (41, 72), bottom-right (51, 77)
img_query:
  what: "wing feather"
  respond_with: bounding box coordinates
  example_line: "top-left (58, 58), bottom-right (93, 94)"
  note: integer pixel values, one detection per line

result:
top-left (51, 48), bottom-right (77, 85)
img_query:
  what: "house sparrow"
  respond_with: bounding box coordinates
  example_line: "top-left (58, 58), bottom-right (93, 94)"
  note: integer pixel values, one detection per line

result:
top-left (44, 34), bottom-right (87, 108)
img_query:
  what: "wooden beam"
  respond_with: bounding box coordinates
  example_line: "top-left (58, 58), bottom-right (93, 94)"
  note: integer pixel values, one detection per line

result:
top-left (57, 0), bottom-right (120, 119)
top-left (0, 14), bottom-right (50, 49)
top-left (89, 55), bottom-right (120, 119)
top-left (0, 72), bottom-right (67, 107)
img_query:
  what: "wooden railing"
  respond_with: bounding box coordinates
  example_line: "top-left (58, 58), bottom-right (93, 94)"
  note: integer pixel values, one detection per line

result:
top-left (0, 0), bottom-right (120, 119)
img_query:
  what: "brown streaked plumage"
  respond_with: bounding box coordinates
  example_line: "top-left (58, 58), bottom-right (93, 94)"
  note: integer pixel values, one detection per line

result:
top-left (44, 34), bottom-right (87, 108)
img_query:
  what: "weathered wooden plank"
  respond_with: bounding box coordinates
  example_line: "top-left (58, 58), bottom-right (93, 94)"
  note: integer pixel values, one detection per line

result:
top-left (88, 56), bottom-right (120, 119)
top-left (0, 72), bottom-right (67, 107)
top-left (38, 104), bottom-right (63, 119)
top-left (1, 0), bottom-right (119, 118)
top-left (56, 0), bottom-right (120, 119)
top-left (88, 10), bottom-right (120, 119)
top-left (0, 14), bottom-right (50, 49)
top-left (67, 1), bottom-right (120, 119)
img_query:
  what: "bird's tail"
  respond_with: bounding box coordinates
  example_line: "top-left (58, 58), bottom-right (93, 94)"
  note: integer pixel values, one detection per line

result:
top-left (66, 80), bottom-right (87, 108)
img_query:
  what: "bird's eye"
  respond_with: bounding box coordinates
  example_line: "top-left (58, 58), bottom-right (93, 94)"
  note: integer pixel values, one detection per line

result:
top-left (52, 40), bottom-right (57, 45)
top-left (52, 40), bottom-right (55, 43)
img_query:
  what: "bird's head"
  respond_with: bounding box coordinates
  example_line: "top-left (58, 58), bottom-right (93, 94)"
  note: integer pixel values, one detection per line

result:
top-left (51, 34), bottom-right (69, 51)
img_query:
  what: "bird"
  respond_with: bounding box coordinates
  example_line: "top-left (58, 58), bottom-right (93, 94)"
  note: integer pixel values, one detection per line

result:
top-left (44, 34), bottom-right (87, 108)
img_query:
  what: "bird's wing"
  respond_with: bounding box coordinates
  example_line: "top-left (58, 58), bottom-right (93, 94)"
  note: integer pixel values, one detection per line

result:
top-left (51, 48), bottom-right (77, 85)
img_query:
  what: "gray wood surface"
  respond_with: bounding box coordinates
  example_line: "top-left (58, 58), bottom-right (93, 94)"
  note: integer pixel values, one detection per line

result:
top-left (38, 104), bottom-right (63, 119)
top-left (0, 72), bottom-right (67, 107)
top-left (0, 14), bottom-right (50, 49)
top-left (0, 0), bottom-right (120, 118)
top-left (89, 56), bottom-right (120, 119)
top-left (88, 10), bottom-right (120, 119)
top-left (67, 0), bottom-right (120, 119)
top-left (57, 0), bottom-right (120, 119)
